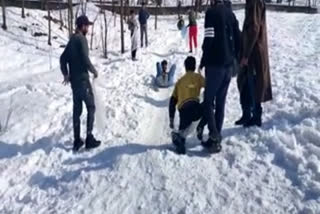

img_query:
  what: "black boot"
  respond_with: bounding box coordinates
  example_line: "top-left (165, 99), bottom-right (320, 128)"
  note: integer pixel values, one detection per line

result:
top-left (235, 110), bottom-right (251, 126)
top-left (243, 116), bottom-right (262, 127)
top-left (244, 104), bottom-right (262, 127)
top-left (171, 132), bottom-right (186, 155)
top-left (201, 135), bottom-right (222, 153)
top-left (73, 138), bottom-right (84, 152)
top-left (85, 134), bottom-right (101, 149)
top-left (196, 126), bottom-right (204, 141)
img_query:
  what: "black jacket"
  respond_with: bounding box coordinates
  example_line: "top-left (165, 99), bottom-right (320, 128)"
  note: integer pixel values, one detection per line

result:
top-left (60, 33), bottom-right (97, 87)
top-left (200, 3), bottom-right (239, 68)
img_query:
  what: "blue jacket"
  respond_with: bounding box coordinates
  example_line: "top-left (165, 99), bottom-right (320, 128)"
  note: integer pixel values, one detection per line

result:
top-left (138, 9), bottom-right (150, 25)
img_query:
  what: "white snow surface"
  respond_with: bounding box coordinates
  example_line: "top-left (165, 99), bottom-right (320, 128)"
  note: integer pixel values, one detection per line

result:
top-left (1, 5), bottom-right (320, 214)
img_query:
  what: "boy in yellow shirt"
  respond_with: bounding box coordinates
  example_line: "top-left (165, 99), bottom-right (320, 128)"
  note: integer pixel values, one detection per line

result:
top-left (169, 56), bottom-right (205, 154)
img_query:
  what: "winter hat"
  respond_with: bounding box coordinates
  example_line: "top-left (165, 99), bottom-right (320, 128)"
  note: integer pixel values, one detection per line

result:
top-left (76, 15), bottom-right (93, 28)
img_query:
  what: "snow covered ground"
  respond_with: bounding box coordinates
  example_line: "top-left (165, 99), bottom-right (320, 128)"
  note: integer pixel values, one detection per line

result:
top-left (0, 5), bottom-right (320, 214)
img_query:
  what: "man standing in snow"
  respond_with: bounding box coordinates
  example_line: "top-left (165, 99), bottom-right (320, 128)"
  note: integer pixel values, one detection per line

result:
top-left (60, 15), bottom-right (101, 151)
top-left (128, 10), bottom-right (139, 61)
top-left (138, 2), bottom-right (150, 48)
top-left (235, 0), bottom-right (272, 127)
top-left (187, 7), bottom-right (198, 53)
top-left (169, 56), bottom-right (205, 154)
top-left (198, 0), bottom-right (239, 152)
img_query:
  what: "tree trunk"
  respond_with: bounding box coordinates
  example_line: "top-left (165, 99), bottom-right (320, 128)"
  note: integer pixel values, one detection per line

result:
top-left (103, 11), bottom-right (108, 58)
top-left (47, 1), bottom-right (52, 46)
top-left (22, 0), bottom-right (26, 18)
top-left (1, 0), bottom-right (7, 30)
top-left (68, 0), bottom-right (74, 37)
top-left (59, 1), bottom-right (63, 30)
top-left (155, 4), bottom-right (158, 30)
top-left (120, 0), bottom-right (125, 54)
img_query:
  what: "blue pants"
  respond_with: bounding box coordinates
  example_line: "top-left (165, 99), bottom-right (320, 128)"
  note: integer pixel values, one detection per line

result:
top-left (156, 62), bottom-right (176, 87)
top-left (199, 65), bottom-right (232, 137)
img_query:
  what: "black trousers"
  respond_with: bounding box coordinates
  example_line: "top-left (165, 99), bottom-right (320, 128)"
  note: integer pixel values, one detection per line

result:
top-left (71, 80), bottom-right (96, 140)
top-left (179, 101), bottom-right (203, 132)
top-left (237, 68), bottom-right (262, 120)
top-left (131, 49), bottom-right (137, 59)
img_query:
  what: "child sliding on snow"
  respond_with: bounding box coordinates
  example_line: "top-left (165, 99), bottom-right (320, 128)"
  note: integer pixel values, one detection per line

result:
top-left (155, 60), bottom-right (176, 88)
top-left (169, 56), bottom-right (205, 154)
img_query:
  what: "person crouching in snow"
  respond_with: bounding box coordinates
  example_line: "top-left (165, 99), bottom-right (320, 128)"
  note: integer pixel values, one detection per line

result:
top-left (155, 60), bottom-right (176, 88)
top-left (128, 10), bottom-right (139, 61)
top-left (169, 56), bottom-right (205, 154)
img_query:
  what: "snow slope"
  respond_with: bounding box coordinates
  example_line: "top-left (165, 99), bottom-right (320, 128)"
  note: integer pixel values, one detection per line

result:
top-left (0, 5), bottom-right (320, 214)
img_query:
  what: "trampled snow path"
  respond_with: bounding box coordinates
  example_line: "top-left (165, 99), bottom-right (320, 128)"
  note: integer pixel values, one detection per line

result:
top-left (0, 6), bottom-right (320, 214)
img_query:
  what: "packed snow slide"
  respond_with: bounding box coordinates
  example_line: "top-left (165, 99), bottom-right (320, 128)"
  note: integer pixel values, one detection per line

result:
top-left (1, 5), bottom-right (320, 214)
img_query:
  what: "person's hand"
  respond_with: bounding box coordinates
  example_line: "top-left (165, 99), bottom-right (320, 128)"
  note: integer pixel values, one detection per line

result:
top-left (62, 75), bottom-right (70, 85)
top-left (169, 118), bottom-right (174, 129)
top-left (93, 71), bottom-right (98, 78)
top-left (198, 66), bottom-right (203, 73)
top-left (240, 57), bottom-right (248, 68)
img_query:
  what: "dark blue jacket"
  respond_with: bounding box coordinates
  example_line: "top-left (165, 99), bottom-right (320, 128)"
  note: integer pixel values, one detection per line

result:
top-left (138, 9), bottom-right (150, 25)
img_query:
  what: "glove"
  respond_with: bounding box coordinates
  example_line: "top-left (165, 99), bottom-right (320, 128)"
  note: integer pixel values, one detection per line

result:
top-left (169, 118), bottom-right (174, 129)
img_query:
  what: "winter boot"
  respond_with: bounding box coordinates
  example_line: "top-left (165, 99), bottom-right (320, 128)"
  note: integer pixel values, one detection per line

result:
top-left (171, 132), bottom-right (186, 155)
top-left (73, 138), bottom-right (84, 152)
top-left (85, 134), bottom-right (101, 149)
top-left (243, 117), bottom-right (262, 127)
top-left (201, 135), bottom-right (222, 153)
top-left (235, 110), bottom-right (251, 126)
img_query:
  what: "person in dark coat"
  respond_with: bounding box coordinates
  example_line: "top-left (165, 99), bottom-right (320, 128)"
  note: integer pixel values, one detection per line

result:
top-left (197, 0), bottom-right (238, 152)
top-left (236, 0), bottom-right (272, 127)
top-left (60, 15), bottom-right (101, 151)
top-left (138, 2), bottom-right (150, 47)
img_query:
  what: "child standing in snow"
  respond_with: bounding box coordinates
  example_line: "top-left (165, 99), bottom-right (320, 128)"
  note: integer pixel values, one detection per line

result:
top-left (128, 10), bottom-right (139, 61)
top-left (169, 56), bottom-right (205, 154)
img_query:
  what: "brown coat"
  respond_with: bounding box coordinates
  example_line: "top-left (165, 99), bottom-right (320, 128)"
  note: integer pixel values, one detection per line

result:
top-left (241, 0), bottom-right (272, 103)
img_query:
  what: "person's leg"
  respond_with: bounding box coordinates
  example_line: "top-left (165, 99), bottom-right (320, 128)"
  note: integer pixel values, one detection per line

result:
top-left (215, 67), bottom-right (232, 134)
top-left (193, 26), bottom-right (198, 49)
top-left (235, 69), bottom-right (252, 125)
top-left (145, 24), bottom-right (148, 47)
top-left (189, 27), bottom-right (193, 52)
top-left (72, 88), bottom-right (83, 141)
top-left (204, 66), bottom-right (225, 139)
top-left (140, 25), bottom-right (144, 48)
top-left (132, 49), bottom-right (137, 60)
top-left (83, 82), bottom-right (96, 137)
top-left (168, 64), bottom-right (176, 86)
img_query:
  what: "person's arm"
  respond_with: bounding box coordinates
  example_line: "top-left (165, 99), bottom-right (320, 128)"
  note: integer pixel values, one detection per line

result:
top-left (242, 1), bottom-right (263, 59)
top-left (77, 36), bottom-right (98, 77)
top-left (60, 43), bottom-right (70, 84)
top-left (200, 10), bottom-right (214, 69)
top-left (169, 84), bottom-right (178, 128)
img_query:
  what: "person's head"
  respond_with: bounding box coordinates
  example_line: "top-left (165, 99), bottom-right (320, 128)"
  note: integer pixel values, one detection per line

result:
top-left (223, 0), bottom-right (232, 8)
top-left (161, 60), bottom-right (168, 73)
top-left (141, 2), bottom-right (146, 8)
top-left (76, 15), bottom-right (93, 36)
top-left (130, 10), bottom-right (135, 16)
top-left (184, 56), bottom-right (196, 72)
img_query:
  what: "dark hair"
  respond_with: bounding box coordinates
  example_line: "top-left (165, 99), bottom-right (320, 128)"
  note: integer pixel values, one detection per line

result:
top-left (141, 2), bottom-right (146, 6)
top-left (184, 56), bottom-right (196, 71)
top-left (130, 10), bottom-right (135, 15)
top-left (161, 60), bottom-right (168, 67)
